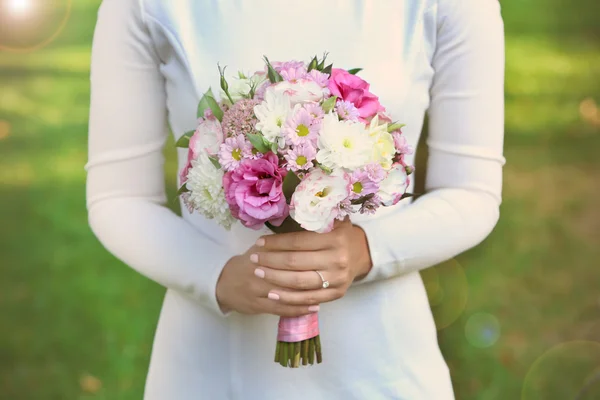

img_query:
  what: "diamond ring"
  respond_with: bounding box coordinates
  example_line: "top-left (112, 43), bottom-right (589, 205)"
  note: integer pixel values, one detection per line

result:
top-left (314, 270), bottom-right (329, 289)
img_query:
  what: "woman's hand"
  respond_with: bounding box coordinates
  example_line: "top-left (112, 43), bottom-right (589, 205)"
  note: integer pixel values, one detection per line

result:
top-left (250, 219), bottom-right (373, 307)
top-left (216, 245), bottom-right (321, 317)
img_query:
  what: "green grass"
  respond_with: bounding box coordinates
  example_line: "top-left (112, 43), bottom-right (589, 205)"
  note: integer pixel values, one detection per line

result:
top-left (1, 0), bottom-right (599, 398)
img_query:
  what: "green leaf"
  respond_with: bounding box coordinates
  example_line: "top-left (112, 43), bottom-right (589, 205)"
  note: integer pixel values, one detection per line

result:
top-left (208, 156), bottom-right (221, 169)
top-left (263, 56), bottom-right (284, 83)
top-left (387, 122), bottom-right (406, 132)
top-left (321, 96), bottom-right (338, 113)
top-left (282, 171), bottom-right (301, 203)
top-left (316, 162), bottom-right (333, 174)
top-left (175, 130), bottom-right (195, 148)
top-left (247, 133), bottom-right (270, 153)
top-left (270, 141), bottom-right (279, 154)
top-left (197, 89), bottom-right (224, 122)
top-left (322, 63), bottom-right (333, 76)
top-left (317, 52), bottom-right (329, 70)
top-left (307, 56), bottom-right (319, 72)
top-left (177, 184), bottom-right (189, 196)
top-left (350, 193), bottom-right (375, 205)
top-left (347, 68), bottom-right (362, 75)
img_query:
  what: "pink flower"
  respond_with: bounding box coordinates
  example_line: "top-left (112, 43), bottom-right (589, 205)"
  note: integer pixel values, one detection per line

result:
top-left (218, 135), bottom-right (253, 171)
top-left (179, 117), bottom-right (224, 185)
top-left (284, 143), bottom-right (317, 172)
top-left (304, 103), bottom-right (325, 120)
top-left (223, 152), bottom-right (289, 229)
top-left (283, 107), bottom-right (319, 146)
top-left (335, 100), bottom-right (360, 121)
top-left (391, 131), bottom-right (414, 154)
top-left (307, 69), bottom-right (330, 88)
top-left (349, 169), bottom-right (380, 200)
top-left (363, 162), bottom-right (386, 183)
top-left (221, 99), bottom-right (261, 137)
top-left (280, 66), bottom-right (308, 83)
top-left (271, 60), bottom-right (306, 72)
top-left (359, 194), bottom-right (382, 215)
top-left (328, 68), bottom-right (385, 121)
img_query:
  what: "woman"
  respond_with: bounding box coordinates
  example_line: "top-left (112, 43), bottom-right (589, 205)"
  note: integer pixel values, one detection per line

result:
top-left (86, 0), bottom-right (505, 398)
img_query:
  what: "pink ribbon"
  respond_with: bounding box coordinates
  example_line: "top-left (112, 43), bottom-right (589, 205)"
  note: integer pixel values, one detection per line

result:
top-left (277, 313), bottom-right (320, 342)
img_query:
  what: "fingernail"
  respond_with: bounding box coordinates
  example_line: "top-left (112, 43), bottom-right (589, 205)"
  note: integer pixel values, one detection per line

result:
top-left (254, 268), bottom-right (265, 278)
top-left (250, 253), bottom-right (259, 263)
top-left (268, 292), bottom-right (280, 301)
top-left (255, 238), bottom-right (265, 247)
top-left (308, 305), bottom-right (320, 312)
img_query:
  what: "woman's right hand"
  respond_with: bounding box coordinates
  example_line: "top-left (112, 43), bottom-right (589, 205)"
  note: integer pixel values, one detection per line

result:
top-left (215, 245), bottom-right (320, 317)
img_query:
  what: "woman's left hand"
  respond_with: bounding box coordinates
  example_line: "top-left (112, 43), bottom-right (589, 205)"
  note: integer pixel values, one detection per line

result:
top-left (250, 219), bottom-right (373, 307)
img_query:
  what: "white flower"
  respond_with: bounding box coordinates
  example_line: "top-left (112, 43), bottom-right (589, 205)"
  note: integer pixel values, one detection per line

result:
top-left (316, 113), bottom-right (373, 170)
top-left (191, 118), bottom-right (223, 157)
top-left (269, 79), bottom-right (329, 105)
top-left (254, 87), bottom-right (293, 144)
top-left (366, 115), bottom-right (395, 170)
top-left (185, 153), bottom-right (235, 229)
top-left (378, 164), bottom-right (408, 206)
top-left (290, 169), bottom-right (351, 233)
top-left (222, 72), bottom-right (267, 103)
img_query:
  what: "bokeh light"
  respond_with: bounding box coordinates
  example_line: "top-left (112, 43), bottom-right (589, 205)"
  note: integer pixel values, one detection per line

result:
top-left (522, 341), bottom-right (600, 400)
top-left (465, 312), bottom-right (501, 348)
top-left (0, 121), bottom-right (10, 140)
top-left (421, 258), bottom-right (469, 330)
top-left (0, 0), bottom-right (72, 53)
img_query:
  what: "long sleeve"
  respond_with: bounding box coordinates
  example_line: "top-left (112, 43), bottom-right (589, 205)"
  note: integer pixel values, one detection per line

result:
top-left (86, 0), bottom-right (234, 316)
top-left (354, 0), bottom-right (505, 283)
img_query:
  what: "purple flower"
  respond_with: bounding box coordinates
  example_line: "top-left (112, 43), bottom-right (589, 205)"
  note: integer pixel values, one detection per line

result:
top-left (337, 198), bottom-right (355, 220)
top-left (223, 152), bottom-right (289, 229)
top-left (359, 194), bottom-right (382, 215)
top-left (272, 60), bottom-right (306, 73)
top-left (218, 135), bottom-right (252, 171)
top-left (304, 103), bottom-right (325, 120)
top-left (307, 69), bottom-right (330, 88)
top-left (349, 168), bottom-right (381, 200)
top-left (283, 107), bottom-right (319, 146)
top-left (284, 143), bottom-right (317, 172)
top-left (392, 131), bottom-right (414, 154)
top-left (221, 99), bottom-right (261, 137)
top-left (336, 100), bottom-right (361, 121)
top-left (363, 162), bottom-right (386, 183)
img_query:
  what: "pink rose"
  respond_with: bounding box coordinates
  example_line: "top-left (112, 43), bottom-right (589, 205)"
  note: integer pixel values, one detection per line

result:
top-left (223, 152), bottom-right (289, 229)
top-left (328, 68), bottom-right (385, 121)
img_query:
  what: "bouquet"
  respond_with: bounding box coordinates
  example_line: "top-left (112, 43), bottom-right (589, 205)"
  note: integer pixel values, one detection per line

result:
top-left (177, 54), bottom-right (414, 368)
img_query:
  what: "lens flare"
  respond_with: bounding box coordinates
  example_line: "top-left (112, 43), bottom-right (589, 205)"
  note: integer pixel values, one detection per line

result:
top-left (522, 341), bottom-right (600, 400)
top-left (421, 258), bottom-right (469, 330)
top-left (465, 312), bottom-right (501, 348)
top-left (7, 0), bottom-right (32, 16)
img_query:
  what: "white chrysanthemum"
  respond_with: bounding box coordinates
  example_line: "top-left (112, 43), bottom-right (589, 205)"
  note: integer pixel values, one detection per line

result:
top-left (269, 79), bottom-right (329, 105)
top-left (185, 153), bottom-right (235, 229)
top-left (254, 87), bottom-right (293, 145)
top-left (316, 113), bottom-right (372, 170)
top-left (366, 115), bottom-right (395, 170)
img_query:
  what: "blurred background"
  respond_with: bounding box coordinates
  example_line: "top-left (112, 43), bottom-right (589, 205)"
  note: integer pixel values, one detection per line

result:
top-left (1, 0), bottom-right (599, 398)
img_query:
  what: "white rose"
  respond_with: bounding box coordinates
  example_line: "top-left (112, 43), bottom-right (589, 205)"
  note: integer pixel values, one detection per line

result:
top-left (269, 79), bottom-right (328, 105)
top-left (316, 113), bottom-right (372, 170)
top-left (290, 169), bottom-right (351, 233)
top-left (190, 118), bottom-right (224, 157)
top-left (378, 164), bottom-right (408, 206)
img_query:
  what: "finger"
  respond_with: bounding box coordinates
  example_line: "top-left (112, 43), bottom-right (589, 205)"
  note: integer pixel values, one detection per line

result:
top-left (268, 288), bottom-right (343, 306)
top-left (251, 250), bottom-right (338, 271)
top-left (255, 298), bottom-right (320, 318)
top-left (255, 230), bottom-right (335, 251)
top-left (255, 266), bottom-right (338, 290)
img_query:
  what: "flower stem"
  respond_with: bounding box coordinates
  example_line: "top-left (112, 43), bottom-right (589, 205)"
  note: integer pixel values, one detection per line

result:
top-left (280, 341), bottom-right (288, 367)
top-left (315, 335), bottom-right (323, 364)
top-left (274, 341), bottom-right (281, 363)
top-left (308, 338), bottom-right (315, 365)
top-left (293, 342), bottom-right (301, 368)
top-left (302, 339), bottom-right (309, 366)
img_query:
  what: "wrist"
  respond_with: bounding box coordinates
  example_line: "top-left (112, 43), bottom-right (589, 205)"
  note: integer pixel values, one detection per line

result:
top-left (351, 224), bottom-right (373, 281)
top-left (216, 256), bottom-right (236, 314)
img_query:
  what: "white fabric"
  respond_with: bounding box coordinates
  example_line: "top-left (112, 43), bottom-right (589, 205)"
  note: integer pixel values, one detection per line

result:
top-left (86, 0), bottom-right (505, 398)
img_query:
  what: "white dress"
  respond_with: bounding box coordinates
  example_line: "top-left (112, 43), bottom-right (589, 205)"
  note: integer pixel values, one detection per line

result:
top-left (86, 0), bottom-right (505, 398)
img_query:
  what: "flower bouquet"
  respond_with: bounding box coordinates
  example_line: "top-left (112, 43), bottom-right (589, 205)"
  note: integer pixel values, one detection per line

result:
top-left (177, 54), bottom-right (414, 368)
